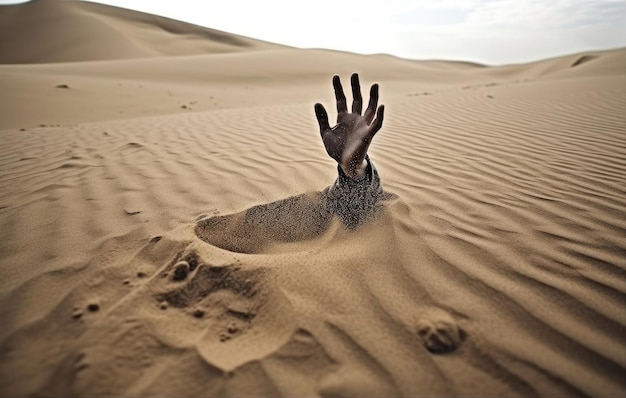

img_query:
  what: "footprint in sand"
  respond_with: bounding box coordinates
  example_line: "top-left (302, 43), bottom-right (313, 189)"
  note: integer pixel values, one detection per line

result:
top-left (153, 249), bottom-right (264, 340)
top-left (415, 309), bottom-right (464, 354)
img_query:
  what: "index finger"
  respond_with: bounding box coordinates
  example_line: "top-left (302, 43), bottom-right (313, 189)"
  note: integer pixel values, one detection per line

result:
top-left (314, 103), bottom-right (330, 135)
top-left (333, 75), bottom-right (348, 114)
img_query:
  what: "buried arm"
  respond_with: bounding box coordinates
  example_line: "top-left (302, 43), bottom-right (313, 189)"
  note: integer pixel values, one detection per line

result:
top-left (314, 73), bottom-right (387, 227)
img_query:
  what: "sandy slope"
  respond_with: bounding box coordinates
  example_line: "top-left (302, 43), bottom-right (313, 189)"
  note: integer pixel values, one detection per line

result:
top-left (0, 0), bottom-right (284, 64)
top-left (1, 1), bottom-right (626, 397)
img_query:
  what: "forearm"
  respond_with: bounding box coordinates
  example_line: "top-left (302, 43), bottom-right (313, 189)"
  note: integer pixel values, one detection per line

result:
top-left (324, 155), bottom-right (384, 228)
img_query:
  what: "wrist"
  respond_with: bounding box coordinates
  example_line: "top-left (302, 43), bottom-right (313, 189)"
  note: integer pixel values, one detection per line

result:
top-left (340, 159), bottom-right (368, 180)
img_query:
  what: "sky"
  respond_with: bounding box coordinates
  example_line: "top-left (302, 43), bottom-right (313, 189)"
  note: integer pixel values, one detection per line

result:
top-left (1, 0), bottom-right (624, 64)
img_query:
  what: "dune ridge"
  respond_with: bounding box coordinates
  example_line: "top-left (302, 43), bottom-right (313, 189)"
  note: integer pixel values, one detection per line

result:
top-left (0, 0), bottom-right (284, 64)
top-left (0, 47), bottom-right (623, 130)
top-left (1, 1), bottom-right (625, 397)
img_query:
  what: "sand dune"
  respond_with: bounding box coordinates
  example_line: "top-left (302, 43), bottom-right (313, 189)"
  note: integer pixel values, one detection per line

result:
top-left (1, 47), bottom-right (623, 130)
top-left (1, 1), bottom-right (625, 397)
top-left (0, 0), bottom-right (284, 64)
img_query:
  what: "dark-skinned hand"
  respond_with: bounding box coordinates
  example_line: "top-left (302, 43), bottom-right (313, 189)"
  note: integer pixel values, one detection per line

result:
top-left (314, 73), bottom-right (385, 179)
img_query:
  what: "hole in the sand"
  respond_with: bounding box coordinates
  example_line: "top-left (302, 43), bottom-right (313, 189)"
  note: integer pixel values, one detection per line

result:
top-left (416, 312), bottom-right (463, 355)
top-left (195, 189), bottom-right (395, 254)
top-left (417, 323), bottom-right (463, 354)
top-left (194, 192), bottom-right (335, 254)
top-left (227, 323), bottom-right (239, 334)
top-left (171, 261), bottom-right (190, 281)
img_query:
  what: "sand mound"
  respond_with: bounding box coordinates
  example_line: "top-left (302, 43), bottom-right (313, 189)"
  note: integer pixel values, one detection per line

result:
top-left (0, 0), bottom-right (284, 64)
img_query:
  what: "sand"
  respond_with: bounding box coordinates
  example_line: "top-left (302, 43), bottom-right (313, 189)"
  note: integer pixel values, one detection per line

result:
top-left (1, 1), bottom-right (625, 397)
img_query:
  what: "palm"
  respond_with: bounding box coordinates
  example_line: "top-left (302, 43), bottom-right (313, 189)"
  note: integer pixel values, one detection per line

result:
top-left (315, 73), bottom-right (385, 178)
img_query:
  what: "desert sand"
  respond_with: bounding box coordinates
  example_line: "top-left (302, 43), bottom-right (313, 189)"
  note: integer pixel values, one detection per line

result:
top-left (1, 1), bottom-right (625, 397)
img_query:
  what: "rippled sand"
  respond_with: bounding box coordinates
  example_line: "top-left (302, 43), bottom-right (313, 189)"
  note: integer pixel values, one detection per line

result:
top-left (1, 1), bottom-right (625, 397)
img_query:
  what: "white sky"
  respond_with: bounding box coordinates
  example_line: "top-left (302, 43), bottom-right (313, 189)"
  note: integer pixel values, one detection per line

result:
top-left (1, 0), bottom-right (625, 64)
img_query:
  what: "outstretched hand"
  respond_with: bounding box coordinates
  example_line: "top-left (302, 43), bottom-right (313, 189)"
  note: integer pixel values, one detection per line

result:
top-left (315, 73), bottom-right (385, 179)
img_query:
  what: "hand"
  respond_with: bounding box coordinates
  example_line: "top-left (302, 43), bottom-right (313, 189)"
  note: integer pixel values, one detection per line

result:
top-left (315, 73), bottom-right (385, 179)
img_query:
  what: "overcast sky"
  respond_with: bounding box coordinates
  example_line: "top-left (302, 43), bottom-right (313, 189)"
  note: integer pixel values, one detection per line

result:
top-left (1, 0), bottom-right (624, 64)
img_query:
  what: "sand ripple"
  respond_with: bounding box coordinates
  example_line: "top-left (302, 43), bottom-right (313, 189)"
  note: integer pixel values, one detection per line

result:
top-left (1, 55), bottom-right (625, 397)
